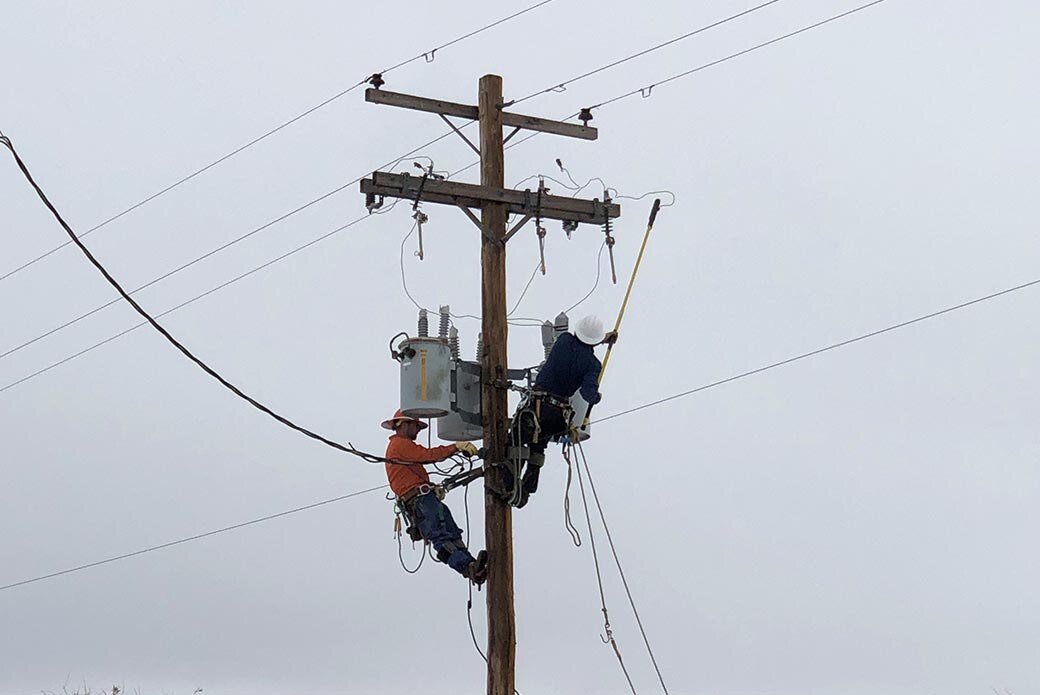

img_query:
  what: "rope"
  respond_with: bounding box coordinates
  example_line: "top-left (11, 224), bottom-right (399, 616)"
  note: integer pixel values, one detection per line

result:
top-left (563, 448), bottom-right (583, 546)
top-left (577, 442), bottom-right (669, 694)
top-left (566, 444), bottom-right (637, 694)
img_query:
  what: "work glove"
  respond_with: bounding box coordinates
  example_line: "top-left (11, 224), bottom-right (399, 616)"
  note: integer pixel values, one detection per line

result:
top-left (602, 330), bottom-right (619, 346)
top-left (455, 441), bottom-right (479, 457)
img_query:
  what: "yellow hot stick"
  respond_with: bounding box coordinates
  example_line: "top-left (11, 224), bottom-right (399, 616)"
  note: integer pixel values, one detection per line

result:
top-left (598, 198), bottom-right (662, 387)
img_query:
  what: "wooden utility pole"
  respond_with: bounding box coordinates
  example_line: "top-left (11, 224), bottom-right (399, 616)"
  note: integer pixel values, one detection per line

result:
top-left (360, 74), bottom-right (619, 695)
top-left (477, 74), bottom-right (515, 695)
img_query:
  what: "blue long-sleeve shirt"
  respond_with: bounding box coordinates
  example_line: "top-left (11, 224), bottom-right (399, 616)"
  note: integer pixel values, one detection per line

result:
top-left (534, 332), bottom-right (602, 405)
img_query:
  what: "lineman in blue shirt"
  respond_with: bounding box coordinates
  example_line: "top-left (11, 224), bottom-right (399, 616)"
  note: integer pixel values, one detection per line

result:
top-left (503, 315), bottom-right (614, 508)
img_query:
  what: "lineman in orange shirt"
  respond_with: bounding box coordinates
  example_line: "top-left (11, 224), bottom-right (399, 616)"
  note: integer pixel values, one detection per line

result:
top-left (383, 409), bottom-right (488, 584)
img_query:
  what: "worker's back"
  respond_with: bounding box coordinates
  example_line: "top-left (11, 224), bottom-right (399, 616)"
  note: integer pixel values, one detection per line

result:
top-left (534, 332), bottom-right (602, 404)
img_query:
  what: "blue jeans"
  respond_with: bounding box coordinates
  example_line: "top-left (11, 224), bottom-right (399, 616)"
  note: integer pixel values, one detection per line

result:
top-left (411, 492), bottom-right (475, 576)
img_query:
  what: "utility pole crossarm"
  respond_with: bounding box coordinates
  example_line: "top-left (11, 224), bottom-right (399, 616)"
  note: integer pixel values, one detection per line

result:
top-left (360, 172), bottom-right (620, 227)
top-left (365, 88), bottom-right (598, 140)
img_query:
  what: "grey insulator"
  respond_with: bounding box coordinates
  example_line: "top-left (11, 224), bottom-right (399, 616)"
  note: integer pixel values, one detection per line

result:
top-left (475, 332), bottom-right (484, 361)
top-left (541, 320), bottom-right (555, 360)
top-left (449, 326), bottom-right (460, 360)
top-left (418, 309), bottom-right (429, 337)
top-left (438, 305), bottom-right (451, 339)
top-left (554, 311), bottom-right (569, 340)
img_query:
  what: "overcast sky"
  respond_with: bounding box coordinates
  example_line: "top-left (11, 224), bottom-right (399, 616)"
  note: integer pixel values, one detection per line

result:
top-left (2, 1), bottom-right (1038, 694)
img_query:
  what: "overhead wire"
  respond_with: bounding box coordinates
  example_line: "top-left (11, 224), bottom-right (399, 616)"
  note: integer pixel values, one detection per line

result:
top-left (577, 442), bottom-right (669, 694)
top-left (4, 0), bottom-right (877, 370)
top-left (568, 444), bottom-right (638, 695)
top-left (0, 0), bottom-right (559, 282)
top-left (0, 212), bottom-right (374, 394)
top-left (593, 275), bottom-right (1040, 425)
top-left (0, 145), bottom-right (446, 365)
top-left (0, 484), bottom-right (388, 593)
top-left (505, 0), bottom-right (787, 106)
top-left (586, 0), bottom-right (891, 113)
top-left (396, 217), bottom-right (543, 327)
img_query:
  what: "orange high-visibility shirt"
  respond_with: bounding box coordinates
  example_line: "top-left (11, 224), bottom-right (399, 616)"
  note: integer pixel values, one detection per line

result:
top-left (385, 434), bottom-right (458, 497)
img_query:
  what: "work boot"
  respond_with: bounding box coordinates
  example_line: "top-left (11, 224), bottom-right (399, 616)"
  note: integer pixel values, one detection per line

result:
top-left (514, 451), bottom-right (545, 508)
top-left (466, 550), bottom-right (489, 586)
top-left (489, 461), bottom-right (524, 505)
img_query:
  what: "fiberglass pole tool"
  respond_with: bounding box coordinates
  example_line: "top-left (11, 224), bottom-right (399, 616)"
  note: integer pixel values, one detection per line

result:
top-left (598, 198), bottom-right (663, 386)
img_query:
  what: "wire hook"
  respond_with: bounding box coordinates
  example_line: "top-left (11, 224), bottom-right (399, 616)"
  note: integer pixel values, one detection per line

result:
top-left (640, 85), bottom-right (654, 99)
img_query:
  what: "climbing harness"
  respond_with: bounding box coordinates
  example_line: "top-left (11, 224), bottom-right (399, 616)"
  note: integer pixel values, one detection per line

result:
top-left (500, 390), bottom-right (574, 507)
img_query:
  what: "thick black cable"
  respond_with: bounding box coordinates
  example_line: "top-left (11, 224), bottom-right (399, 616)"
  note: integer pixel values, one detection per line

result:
top-left (0, 484), bottom-right (387, 593)
top-left (507, 0), bottom-right (786, 106)
top-left (577, 442), bottom-right (669, 694)
top-left (594, 276), bottom-right (1040, 425)
top-left (588, 0), bottom-right (891, 112)
top-left (0, 0), bottom-right (558, 282)
top-left (2, 135), bottom-right (396, 464)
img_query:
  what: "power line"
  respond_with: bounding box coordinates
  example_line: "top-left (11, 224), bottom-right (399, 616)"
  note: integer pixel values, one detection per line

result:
top-left (577, 442), bottom-right (669, 694)
top-left (593, 275), bottom-right (1040, 425)
top-left (6, 279), bottom-right (1036, 598)
top-left (506, 0), bottom-right (786, 106)
top-left (0, 485), bottom-right (387, 594)
top-left (1, 134), bottom-right (416, 465)
top-left (3, 0), bottom-right (880, 365)
top-left (3, 0), bottom-right (899, 392)
top-left (588, 0), bottom-right (891, 112)
top-left (0, 0), bottom-right (558, 283)
top-left (0, 213), bottom-right (371, 395)
top-left (568, 444), bottom-right (638, 695)
top-left (0, 136), bottom-right (453, 365)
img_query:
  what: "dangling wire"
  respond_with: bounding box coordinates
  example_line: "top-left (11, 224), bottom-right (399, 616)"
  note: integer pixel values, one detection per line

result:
top-left (571, 443), bottom-right (638, 694)
top-left (577, 441), bottom-right (669, 694)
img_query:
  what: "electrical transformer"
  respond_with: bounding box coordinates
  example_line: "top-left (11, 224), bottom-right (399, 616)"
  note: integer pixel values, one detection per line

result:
top-left (398, 309), bottom-right (452, 418)
top-left (437, 359), bottom-right (483, 441)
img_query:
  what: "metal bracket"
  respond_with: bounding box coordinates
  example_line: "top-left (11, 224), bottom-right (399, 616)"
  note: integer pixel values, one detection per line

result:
top-left (502, 126), bottom-right (522, 145)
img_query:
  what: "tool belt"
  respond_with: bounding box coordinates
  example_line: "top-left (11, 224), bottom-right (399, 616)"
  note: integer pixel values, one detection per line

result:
top-left (396, 483), bottom-right (445, 543)
top-left (530, 390), bottom-right (571, 410)
top-left (398, 482), bottom-right (443, 505)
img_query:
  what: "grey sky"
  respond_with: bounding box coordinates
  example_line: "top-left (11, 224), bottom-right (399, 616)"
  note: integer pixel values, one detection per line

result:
top-left (2, 1), bottom-right (1038, 694)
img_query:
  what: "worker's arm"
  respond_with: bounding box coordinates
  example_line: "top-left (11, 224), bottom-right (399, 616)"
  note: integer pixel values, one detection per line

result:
top-left (578, 358), bottom-right (603, 405)
top-left (387, 438), bottom-right (459, 464)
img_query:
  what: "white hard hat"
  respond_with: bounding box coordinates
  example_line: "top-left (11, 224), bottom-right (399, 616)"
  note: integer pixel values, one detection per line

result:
top-left (573, 315), bottom-right (606, 345)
